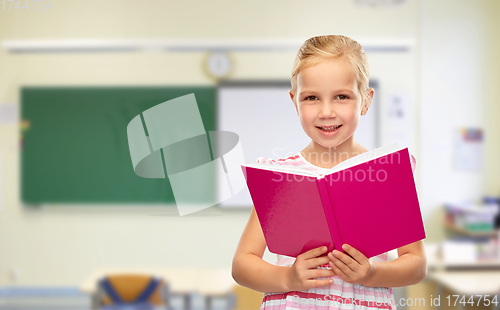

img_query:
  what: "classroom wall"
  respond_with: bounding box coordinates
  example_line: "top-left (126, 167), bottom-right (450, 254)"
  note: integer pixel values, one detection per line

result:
top-left (419, 0), bottom-right (500, 241)
top-left (0, 0), bottom-right (498, 287)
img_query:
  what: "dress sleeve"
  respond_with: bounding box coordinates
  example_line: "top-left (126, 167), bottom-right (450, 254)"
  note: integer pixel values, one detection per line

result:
top-left (410, 154), bottom-right (416, 173)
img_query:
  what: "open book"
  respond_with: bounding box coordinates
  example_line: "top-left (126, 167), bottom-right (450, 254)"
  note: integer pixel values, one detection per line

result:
top-left (240, 143), bottom-right (426, 259)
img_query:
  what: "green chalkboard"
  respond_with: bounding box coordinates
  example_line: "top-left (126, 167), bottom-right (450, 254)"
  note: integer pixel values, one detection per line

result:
top-left (21, 86), bottom-right (216, 204)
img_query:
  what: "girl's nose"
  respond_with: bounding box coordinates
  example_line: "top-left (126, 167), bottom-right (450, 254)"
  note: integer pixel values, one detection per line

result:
top-left (319, 102), bottom-right (336, 118)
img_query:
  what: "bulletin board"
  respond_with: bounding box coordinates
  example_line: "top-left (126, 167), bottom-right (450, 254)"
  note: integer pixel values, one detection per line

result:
top-left (20, 86), bottom-right (216, 204)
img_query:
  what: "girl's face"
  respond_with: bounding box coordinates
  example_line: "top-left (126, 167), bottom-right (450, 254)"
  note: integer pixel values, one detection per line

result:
top-left (289, 57), bottom-right (373, 152)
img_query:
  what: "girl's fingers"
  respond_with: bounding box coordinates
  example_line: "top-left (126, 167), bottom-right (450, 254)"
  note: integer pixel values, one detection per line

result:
top-left (329, 255), bottom-right (355, 277)
top-left (342, 244), bottom-right (368, 264)
top-left (329, 250), bottom-right (358, 272)
top-left (329, 260), bottom-right (350, 282)
top-left (298, 261), bottom-right (335, 281)
top-left (328, 245), bottom-right (375, 284)
top-left (309, 278), bottom-right (335, 288)
top-left (299, 246), bottom-right (328, 260)
top-left (303, 255), bottom-right (333, 269)
top-left (311, 268), bottom-right (336, 279)
top-left (292, 246), bottom-right (340, 289)
top-left (299, 261), bottom-right (336, 281)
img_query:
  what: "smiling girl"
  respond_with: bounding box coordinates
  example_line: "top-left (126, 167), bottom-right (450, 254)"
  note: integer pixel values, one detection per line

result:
top-left (232, 35), bottom-right (426, 310)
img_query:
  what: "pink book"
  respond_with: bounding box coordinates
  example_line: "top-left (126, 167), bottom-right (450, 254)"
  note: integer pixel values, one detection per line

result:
top-left (241, 144), bottom-right (426, 259)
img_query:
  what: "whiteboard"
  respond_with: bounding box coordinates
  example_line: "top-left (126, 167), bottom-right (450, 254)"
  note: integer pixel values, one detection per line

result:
top-left (216, 80), bottom-right (379, 208)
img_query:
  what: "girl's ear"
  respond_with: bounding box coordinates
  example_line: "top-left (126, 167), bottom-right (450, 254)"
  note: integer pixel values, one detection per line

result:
top-left (361, 88), bottom-right (375, 116)
top-left (289, 89), bottom-right (299, 116)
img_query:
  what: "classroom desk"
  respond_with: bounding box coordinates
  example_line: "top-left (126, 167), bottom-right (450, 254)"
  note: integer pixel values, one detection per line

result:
top-left (419, 242), bottom-right (500, 310)
top-left (426, 270), bottom-right (500, 310)
top-left (80, 267), bottom-right (236, 310)
top-left (424, 243), bottom-right (500, 310)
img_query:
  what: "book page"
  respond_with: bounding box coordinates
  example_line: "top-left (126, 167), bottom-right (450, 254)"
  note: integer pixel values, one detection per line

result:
top-left (242, 163), bottom-right (320, 177)
top-left (326, 142), bottom-right (401, 174)
top-left (242, 143), bottom-right (402, 178)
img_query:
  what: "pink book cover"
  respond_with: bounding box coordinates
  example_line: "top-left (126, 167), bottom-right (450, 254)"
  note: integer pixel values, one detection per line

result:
top-left (241, 146), bottom-right (426, 259)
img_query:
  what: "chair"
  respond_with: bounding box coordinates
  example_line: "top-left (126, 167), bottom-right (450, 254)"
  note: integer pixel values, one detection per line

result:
top-left (94, 274), bottom-right (171, 310)
top-left (231, 284), bottom-right (263, 310)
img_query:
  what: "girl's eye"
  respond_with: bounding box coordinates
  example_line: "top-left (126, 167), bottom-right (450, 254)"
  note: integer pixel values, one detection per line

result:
top-left (336, 95), bottom-right (348, 100)
top-left (305, 96), bottom-right (317, 101)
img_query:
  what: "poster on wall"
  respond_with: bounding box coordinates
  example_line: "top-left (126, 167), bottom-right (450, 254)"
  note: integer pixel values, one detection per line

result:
top-left (387, 92), bottom-right (411, 149)
top-left (453, 127), bottom-right (483, 171)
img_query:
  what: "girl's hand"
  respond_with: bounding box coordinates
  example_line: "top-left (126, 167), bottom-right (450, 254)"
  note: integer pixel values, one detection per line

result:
top-left (328, 244), bottom-right (375, 285)
top-left (286, 246), bottom-right (337, 292)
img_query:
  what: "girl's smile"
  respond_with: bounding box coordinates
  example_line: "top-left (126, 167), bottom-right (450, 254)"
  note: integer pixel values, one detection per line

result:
top-left (316, 124), bottom-right (342, 137)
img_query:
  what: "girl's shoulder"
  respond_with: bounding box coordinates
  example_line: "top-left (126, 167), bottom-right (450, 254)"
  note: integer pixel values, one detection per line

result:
top-left (410, 154), bottom-right (416, 173)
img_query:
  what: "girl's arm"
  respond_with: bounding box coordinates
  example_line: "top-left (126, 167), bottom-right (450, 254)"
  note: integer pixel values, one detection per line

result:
top-left (364, 240), bottom-right (427, 287)
top-left (231, 206), bottom-right (336, 293)
top-left (328, 240), bottom-right (427, 288)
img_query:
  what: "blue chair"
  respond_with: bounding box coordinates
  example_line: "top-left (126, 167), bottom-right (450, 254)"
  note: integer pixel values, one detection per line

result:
top-left (95, 274), bottom-right (171, 310)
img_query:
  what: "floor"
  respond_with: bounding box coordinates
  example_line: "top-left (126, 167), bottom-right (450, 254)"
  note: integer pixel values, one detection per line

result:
top-left (0, 287), bottom-right (233, 310)
top-left (0, 286), bottom-right (405, 310)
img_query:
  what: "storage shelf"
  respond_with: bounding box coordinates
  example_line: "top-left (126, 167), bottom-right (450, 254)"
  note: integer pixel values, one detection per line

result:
top-left (444, 221), bottom-right (500, 238)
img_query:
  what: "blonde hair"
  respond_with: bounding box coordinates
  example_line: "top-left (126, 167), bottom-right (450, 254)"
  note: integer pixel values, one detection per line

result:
top-left (290, 35), bottom-right (370, 101)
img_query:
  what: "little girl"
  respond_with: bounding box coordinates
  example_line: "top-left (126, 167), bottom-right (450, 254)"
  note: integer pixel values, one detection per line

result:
top-left (232, 35), bottom-right (427, 309)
